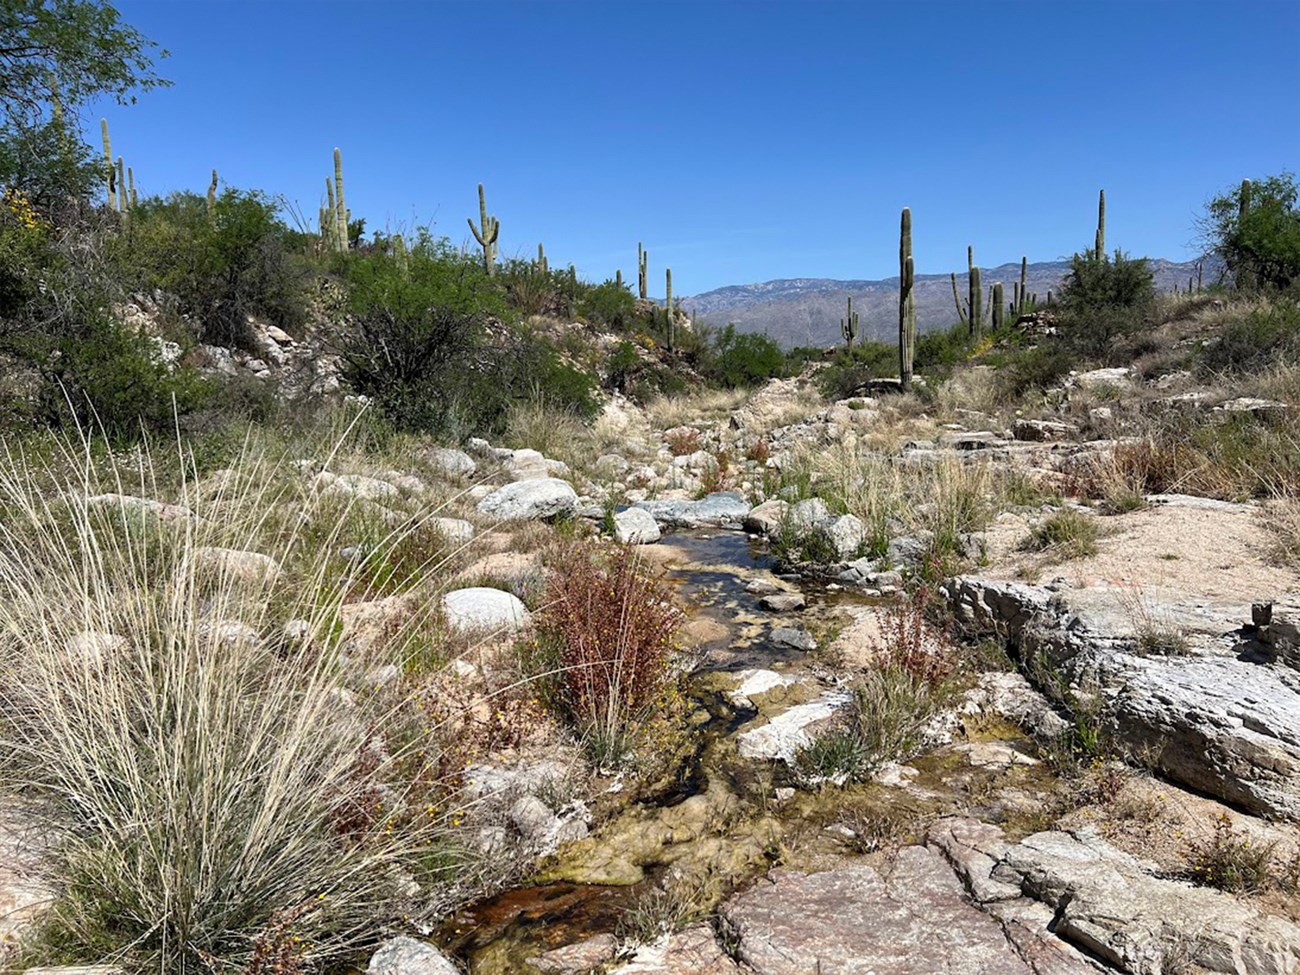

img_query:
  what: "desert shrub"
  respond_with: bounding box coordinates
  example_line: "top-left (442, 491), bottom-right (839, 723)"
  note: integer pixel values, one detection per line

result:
top-left (526, 542), bottom-right (684, 764)
top-left (117, 188), bottom-right (307, 348)
top-left (817, 340), bottom-right (896, 399)
top-left (1183, 813), bottom-right (1277, 893)
top-left (701, 324), bottom-right (787, 388)
top-left (0, 207), bottom-right (210, 439)
top-left (0, 116), bottom-right (102, 209)
top-left (1059, 250), bottom-right (1156, 314)
top-left (577, 278), bottom-right (638, 330)
top-left (1021, 509), bottom-right (1101, 560)
top-left (665, 427), bottom-right (702, 456)
top-left (1199, 299), bottom-right (1300, 375)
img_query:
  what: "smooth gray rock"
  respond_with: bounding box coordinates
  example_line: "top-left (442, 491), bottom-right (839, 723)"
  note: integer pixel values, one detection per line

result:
top-left (441, 587), bottom-right (531, 634)
top-left (613, 506), bottom-right (661, 544)
top-left (367, 937), bottom-right (459, 975)
top-left (430, 517), bottom-right (475, 545)
top-left (736, 689), bottom-right (850, 761)
top-left (787, 497), bottom-right (831, 531)
top-left (770, 626), bottom-right (817, 651)
top-left (476, 477), bottom-right (578, 521)
top-left (760, 593), bottom-right (806, 612)
top-left (633, 492), bottom-right (750, 529)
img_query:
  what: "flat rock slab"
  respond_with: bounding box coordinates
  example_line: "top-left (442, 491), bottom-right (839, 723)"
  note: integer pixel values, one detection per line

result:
top-left (634, 492), bottom-right (750, 529)
top-left (929, 817), bottom-right (1300, 975)
top-left (759, 592), bottom-right (806, 612)
top-left (616, 925), bottom-right (744, 974)
top-left (477, 478), bottom-right (578, 521)
top-left (770, 626), bottom-right (817, 651)
top-left (736, 689), bottom-right (849, 762)
top-left (721, 847), bottom-right (1041, 974)
top-left (942, 576), bottom-right (1300, 820)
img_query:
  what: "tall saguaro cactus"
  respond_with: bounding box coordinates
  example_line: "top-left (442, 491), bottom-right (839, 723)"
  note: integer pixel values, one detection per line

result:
top-left (970, 248), bottom-right (983, 336)
top-left (637, 242), bottom-right (648, 299)
top-left (992, 283), bottom-right (1005, 330)
top-left (842, 295), bottom-right (859, 351)
top-left (898, 208), bottom-right (916, 390)
top-left (615, 269), bottom-right (624, 290)
top-left (1019, 257), bottom-right (1028, 313)
top-left (100, 119), bottom-right (115, 210)
top-left (1095, 189), bottom-right (1106, 261)
top-left (116, 158), bottom-right (127, 213)
top-left (536, 243), bottom-right (548, 275)
top-left (468, 182), bottom-right (499, 274)
top-left (333, 148), bottom-right (349, 254)
top-left (665, 267), bottom-right (675, 350)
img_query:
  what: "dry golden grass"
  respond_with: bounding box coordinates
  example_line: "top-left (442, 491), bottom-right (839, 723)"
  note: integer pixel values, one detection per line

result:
top-left (0, 424), bottom-right (514, 972)
top-left (644, 388), bottom-right (748, 430)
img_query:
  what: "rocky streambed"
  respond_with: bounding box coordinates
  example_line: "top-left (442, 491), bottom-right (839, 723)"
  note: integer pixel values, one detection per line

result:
top-left (416, 524), bottom-right (1300, 975)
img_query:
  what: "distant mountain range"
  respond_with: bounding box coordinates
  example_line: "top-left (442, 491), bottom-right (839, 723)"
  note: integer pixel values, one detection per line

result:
top-left (683, 257), bottom-right (1221, 348)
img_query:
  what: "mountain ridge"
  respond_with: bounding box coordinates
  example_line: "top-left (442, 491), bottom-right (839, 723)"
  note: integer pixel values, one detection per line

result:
top-left (684, 257), bottom-right (1219, 348)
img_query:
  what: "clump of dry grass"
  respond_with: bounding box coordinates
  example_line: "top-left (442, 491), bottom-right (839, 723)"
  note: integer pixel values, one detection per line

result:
top-left (0, 427), bottom-right (504, 972)
top-left (644, 388), bottom-right (748, 430)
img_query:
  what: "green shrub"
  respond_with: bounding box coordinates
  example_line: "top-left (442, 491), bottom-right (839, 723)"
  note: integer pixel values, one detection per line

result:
top-left (816, 340), bottom-right (896, 399)
top-left (116, 188), bottom-right (307, 349)
top-left (702, 324), bottom-right (786, 388)
top-left (1184, 813), bottom-right (1277, 893)
top-left (577, 278), bottom-right (638, 330)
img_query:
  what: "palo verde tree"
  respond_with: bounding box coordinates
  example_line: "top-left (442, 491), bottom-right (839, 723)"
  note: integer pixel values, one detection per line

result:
top-left (1200, 173), bottom-right (1300, 292)
top-left (0, 0), bottom-right (169, 126)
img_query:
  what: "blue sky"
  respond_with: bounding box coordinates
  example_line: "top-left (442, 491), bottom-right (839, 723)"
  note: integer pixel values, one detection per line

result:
top-left (93, 0), bottom-right (1299, 296)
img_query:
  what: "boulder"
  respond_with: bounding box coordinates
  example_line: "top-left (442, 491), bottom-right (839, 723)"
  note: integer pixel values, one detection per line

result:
top-left (314, 471), bottom-right (400, 502)
top-left (477, 478), bottom-right (578, 521)
top-left (942, 576), bottom-right (1300, 821)
top-left (441, 588), bottom-right (531, 635)
top-left (818, 513), bottom-right (866, 559)
top-left (85, 493), bottom-right (200, 526)
top-left (613, 507), bottom-right (661, 544)
top-left (425, 447), bottom-right (477, 478)
top-left (505, 448), bottom-right (549, 480)
top-left (430, 517), bottom-right (475, 545)
top-left (366, 937), bottom-right (459, 975)
top-left (743, 499), bottom-right (789, 535)
top-left (770, 626), bottom-right (817, 651)
top-left (787, 497), bottom-right (831, 532)
top-left (760, 593), bottom-right (806, 612)
top-left (190, 546), bottom-right (282, 586)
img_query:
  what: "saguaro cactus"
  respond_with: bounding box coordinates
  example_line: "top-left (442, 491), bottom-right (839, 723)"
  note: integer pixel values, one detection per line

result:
top-left (899, 208), bottom-right (916, 390)
top-left (615, 268), bottom-right (624, 290)
top-left (951, 273), bottom-right (968, 330)
top-left (842, 295), bottom-right (859, 351)
top-left (468, 182), bottom-right (499, 274)
top-left (208, 169), bottom-right (219, 220)
top-left (637, 242), bottom-right (648, 299)
top-left (665, 267), bottom-right (675, 350)
top-left (333, 148), bottom-right (349, 253)
top-left (100, 119), bottom-right (115, 210)
top-left (536, 243), bottom-right (548, 275)
top-left (1095, 189), bottom-right (1106, 261)
top-left (970, 247), bottom-right (982, 336)
top-left (115, 158), bottom-right (127, 213)
top-left (992, 283), bottom-right (1005, 329)
top-left (1019, 257), bottom-right (1028, 313)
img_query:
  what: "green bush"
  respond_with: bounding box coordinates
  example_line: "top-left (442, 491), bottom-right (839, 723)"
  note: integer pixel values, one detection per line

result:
top-left (817, 340), bottom-right (896, 399)
top-left (577, 278), bottom-right (638, 330)
top-left (702, 324), bottom-right (786, 388)
top-left (116, 188), bottom-right (307, 349)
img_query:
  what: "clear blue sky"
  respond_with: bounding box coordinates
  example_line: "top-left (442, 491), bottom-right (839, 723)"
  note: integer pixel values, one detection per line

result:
top-left (92, 0), bottom-right (1299, 296)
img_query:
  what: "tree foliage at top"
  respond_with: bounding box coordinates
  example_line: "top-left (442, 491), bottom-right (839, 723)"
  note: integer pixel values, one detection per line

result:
top-left (1202, 173), bottom-right (1300, 292)
top-left (0, 0), bottom-right (169, 124)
